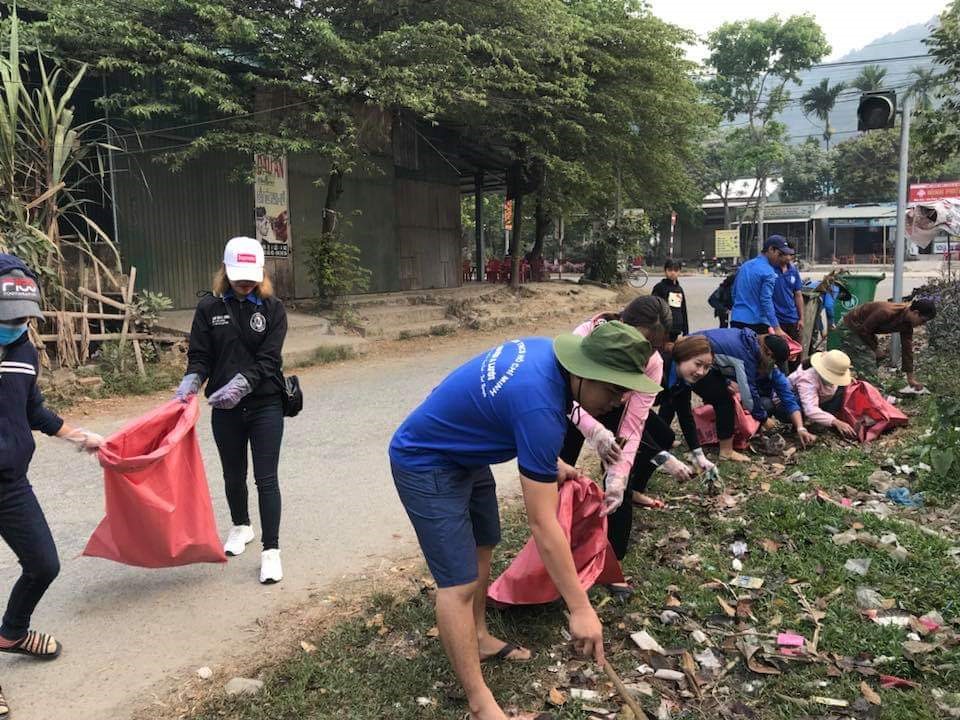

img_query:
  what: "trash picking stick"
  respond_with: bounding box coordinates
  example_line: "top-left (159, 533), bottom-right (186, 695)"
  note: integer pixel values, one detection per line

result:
top-left (601, 658), bottom-right (651, 720)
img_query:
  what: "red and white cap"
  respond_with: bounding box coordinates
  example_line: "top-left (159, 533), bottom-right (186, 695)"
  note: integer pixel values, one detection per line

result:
top-left (223, 236), bottom-right (264, 283)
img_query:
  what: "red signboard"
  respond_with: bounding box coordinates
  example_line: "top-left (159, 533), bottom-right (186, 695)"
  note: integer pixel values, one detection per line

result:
top-left (909, 181), bottom-right (960, 203)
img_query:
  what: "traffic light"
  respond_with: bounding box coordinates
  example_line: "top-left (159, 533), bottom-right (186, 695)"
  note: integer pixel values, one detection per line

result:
top-left (857, 91), bottom-right (897, 131)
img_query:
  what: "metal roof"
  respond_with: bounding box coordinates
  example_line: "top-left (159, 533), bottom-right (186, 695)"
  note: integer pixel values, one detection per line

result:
top-left (811, 205), bottom-right (897, 220)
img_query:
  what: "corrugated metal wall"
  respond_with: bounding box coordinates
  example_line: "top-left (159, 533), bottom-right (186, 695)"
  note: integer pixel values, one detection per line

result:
top-left (113, 142), bottom-right (252, 308)
top-left (396, 179), bottom-right (461, 291)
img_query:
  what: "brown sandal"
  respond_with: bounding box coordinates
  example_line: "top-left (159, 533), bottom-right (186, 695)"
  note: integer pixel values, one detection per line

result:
top-left (0, 684), bottom-right (9, 716)
top-left (0, 630), bottom-right (61, 660)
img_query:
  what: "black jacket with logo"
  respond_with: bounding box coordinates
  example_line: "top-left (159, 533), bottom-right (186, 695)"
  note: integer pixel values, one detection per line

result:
top-left (0, 332), bottom-right (64, 480)
top-left (185, 293), bottom-right (288, 407)
top-left (651, 278), bottom-right (690, 337)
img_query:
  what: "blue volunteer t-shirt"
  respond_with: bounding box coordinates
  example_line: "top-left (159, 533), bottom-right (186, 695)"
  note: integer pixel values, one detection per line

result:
top-left (773, 263), bottom-right (803, 324)
top-left (389, 337), bottom-right (569, 482)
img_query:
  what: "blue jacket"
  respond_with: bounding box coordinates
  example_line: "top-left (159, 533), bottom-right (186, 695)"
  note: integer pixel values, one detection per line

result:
top-left (773, 264), bottom-right (802, 324)
top-left (731, 255), bottom-right (779, 329)
top-left (0, 255), bottom-right (63, 480)
top-left (696, 328), bottom-right (800, 421)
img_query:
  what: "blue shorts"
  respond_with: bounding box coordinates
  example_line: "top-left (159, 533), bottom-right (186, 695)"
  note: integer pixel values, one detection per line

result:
top-left (391, 461), bottom-right (501, 588)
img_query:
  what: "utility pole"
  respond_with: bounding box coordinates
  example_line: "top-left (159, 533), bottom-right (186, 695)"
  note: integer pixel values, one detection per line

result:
top-left (890, 93), bottom-right (914, 367)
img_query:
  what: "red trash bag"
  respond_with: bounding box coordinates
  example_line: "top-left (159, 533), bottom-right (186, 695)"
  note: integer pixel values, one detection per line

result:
top-left (84, 397), bottom-right (227, 568)
top-left (768, 327), bottom-right (802, 360)
top-left (694, 394), bottom-right (760, 450)
top-left (838, 380), bottom-right (908, 443)
top-left (487, 476), bottom-right (623, 606)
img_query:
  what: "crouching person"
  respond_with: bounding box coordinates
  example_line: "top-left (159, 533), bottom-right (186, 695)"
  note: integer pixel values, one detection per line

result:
top-left (0, 255), bottom-right (104, 716)
top-left (389, 322), bottom-right (655, 720)
top-left (789, 350), bottom-right (857, 439)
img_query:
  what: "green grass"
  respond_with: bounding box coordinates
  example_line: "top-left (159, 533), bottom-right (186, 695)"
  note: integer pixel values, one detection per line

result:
top-left (185, 390), bottom-right (960, 720)
top-left (298, 344), bottom-right (357, 366)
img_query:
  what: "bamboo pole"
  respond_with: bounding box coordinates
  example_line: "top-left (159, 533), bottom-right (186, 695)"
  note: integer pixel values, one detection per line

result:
top-left (93, 262), bottom-right (107, 334)
top-left (78, 287), bottom-right (126, 311)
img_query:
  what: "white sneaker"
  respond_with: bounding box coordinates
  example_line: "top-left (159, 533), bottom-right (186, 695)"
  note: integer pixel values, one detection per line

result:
top-left (223, 525), bottom-right (255, 556)
top-left (260, 549), bottom-right (282, 584)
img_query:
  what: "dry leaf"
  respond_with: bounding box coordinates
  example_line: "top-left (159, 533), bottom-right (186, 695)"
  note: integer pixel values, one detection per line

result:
top-left (426, 627), bottom-right (440, 638)
top-left (548, 687), bottom-right (567, 706)
top-left (717, 596), bottom-right (737, 618)
top-left (681, 554), bottom-right (701, 569)
top-left (665, 594), bottom-right (682, 607)
top-left (760, 539), bottom-right (781, 554)
top-left (742, 644), bottom-right (781, 676)
top-left (760, 481), bottom-right (771, 492)
top-left (861, 682), bottom-right (882, 706)
top-left (736, 598), bottom-right (756, 619)
top-left (300, 640), bottom-right (317, 654)
top-left (366, 612), bottom-right (384, 629)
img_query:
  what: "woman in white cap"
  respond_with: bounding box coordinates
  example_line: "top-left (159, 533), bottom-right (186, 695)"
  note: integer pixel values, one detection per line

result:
top-left (175, 237), bottom-right (289, 583)
top-left (788, 350), bottom-right (857, 439)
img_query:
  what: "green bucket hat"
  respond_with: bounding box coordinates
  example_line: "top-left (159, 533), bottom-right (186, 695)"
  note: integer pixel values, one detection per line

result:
top-left (554, 320), bottom-right (662, 394)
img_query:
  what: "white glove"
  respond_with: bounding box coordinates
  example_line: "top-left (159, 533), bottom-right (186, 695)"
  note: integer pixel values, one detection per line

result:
top-left (60, 427), bottom-right (104, 453)
top-left (654, 451), bottom-right (694, 481)
top-left (692, 448), bottom-right (716, 474)
top-left (600, 473), bottom-right (628, 517)
top-left (584, 425), bottom-right (622, 466)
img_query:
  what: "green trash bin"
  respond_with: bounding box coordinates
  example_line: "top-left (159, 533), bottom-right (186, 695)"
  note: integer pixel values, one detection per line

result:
top-left (827, 273), bottom-right (886, 349)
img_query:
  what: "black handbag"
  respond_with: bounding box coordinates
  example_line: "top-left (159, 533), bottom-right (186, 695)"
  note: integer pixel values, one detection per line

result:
top-left (222, 298), bottom-right (302, 417)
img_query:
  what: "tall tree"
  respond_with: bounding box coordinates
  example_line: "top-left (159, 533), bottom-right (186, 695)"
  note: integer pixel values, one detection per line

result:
top-left (916, 0), bottom-right (960, 159)
top-left (907, 66), bottom-right (941, 112)
top-left (830, 129), bottom-right (932, 204)
top-left (703, 15), bottom-right (829, 252)
top-left (853, 64), bottom-right (888, 91)
top-left (801, 78), bottom-right (846, 148)
top-left (699, 128), bottom-right (756, 229)
top-left (779, 138), bottom-right (832, 202)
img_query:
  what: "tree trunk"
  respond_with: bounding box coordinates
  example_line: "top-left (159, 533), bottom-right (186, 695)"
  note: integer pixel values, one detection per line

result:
top-left (529, 190), bottom-right (549, 280)
top-left (509, 192), bottom-right (523, 290)
top-left (322, 168), bottom-right (344, 235)
top-left (723, 200), bottom-right (731, 230)
top-left (755, 178), bottom-right (767, 256)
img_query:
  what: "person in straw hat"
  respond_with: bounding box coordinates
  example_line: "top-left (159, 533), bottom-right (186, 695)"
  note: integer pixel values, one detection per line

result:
top-left (787, 350), bottom-right (856, 439)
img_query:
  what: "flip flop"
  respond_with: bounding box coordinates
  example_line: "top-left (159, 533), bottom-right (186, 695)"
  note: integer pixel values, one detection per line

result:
top-left (0, 685), bottom-right (8, 717)
top-left (0, 630), bottom-right (61, 660)
top-left (480, 642), bottom-right (531, 663)
top-left (605, 584), bottom-right (635, 602)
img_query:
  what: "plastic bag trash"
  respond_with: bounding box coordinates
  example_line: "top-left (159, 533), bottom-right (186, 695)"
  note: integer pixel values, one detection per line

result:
top-left (777, 632), bottom-right (805, 647)
top-left (731, 575), bottom-right (764, 589)
top-left (845, 558), bottom-right (871, 576)
top-left (487, 475), bottom-right (624, 605)
top-left (84, 398), bottom-right (226, 568)
top-left (631, 630), bottom-right (666, 654)
top-left (695, 649), bottom-right (722, 672)
top-left (729, 540), bottom-right (748, 558)
top-left (886, 487), bottom-right (923, 507)
top-left (855, 587), bottom-right (886, 610)
top-left (897, 385), bottom-right (930, 395)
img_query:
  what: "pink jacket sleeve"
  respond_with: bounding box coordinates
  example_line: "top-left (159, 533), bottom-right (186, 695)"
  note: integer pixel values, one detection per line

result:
top-left (790, 368), bottom-right (837, 427)
top-left (606, 352), bottom-right (663, 479)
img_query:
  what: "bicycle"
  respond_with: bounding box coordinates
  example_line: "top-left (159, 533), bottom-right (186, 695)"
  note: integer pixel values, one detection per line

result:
top-left (626, 264), bottom-right (649, 289)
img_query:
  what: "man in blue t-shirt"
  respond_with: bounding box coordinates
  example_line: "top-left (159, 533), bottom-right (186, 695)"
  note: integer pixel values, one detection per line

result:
top-left (731, 235), bottom-right (793, 337)
top-left (390, 321), bottom-right (659, 720)
top-left (773, 249), bottom-right (804, 369)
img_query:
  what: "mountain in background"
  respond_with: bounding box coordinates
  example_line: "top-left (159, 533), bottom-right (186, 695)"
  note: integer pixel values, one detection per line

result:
top-left (766, 18), bottom-right (941, 145)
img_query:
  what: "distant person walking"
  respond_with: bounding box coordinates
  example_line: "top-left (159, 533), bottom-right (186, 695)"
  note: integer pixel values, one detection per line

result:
top-left (731, 235), bottom-right (792, 336)
top-left (651, 259), bottom-right (689, 344)
top-left (176, 236), bottom-right (289, 584)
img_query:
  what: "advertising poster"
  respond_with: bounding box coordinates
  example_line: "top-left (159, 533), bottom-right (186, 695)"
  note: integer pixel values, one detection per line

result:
top-left (254, 154), bottom-right (291, 258)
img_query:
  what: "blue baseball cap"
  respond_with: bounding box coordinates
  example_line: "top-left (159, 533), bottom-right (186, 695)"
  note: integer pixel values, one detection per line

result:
top-left (763, 235), bottom-right (796, 255)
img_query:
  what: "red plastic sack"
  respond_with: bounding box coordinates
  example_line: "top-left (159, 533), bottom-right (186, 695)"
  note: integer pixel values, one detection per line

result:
top-left (768, 327), bottom-right (802, 360)
top-left (84, 397), bottom-right (227, 568)
top-left (694, 394), bottom-right (760, 450)
top-left (838, 380), bottom-right (908, 443)
top-left (487, 476), bottom-right (624, 605)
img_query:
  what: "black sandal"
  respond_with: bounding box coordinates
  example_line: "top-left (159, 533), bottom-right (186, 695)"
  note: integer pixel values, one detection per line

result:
top-left (480, 642), bottom-right (531, 663)
top-left (0, 684), bottom-right (9, 716)
top-left (605, 583), bottom-right (635, 602)
top-left (0, 630), bottom-right (61, 660)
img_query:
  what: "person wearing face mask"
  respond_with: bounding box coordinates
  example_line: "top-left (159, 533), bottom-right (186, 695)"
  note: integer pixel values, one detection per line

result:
top-left (389, 322), bottom-right (657, 720)
top-left (176, 237), bottom-right (288, 584)
top-left (0, 255), bottom-right (104, 716)
top-left (788, 350), bottom-right (857, 439)
top-left (560, 297), bottom-right (703, 578)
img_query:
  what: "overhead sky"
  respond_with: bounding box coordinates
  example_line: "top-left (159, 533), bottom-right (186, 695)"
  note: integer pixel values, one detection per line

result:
top-left (648, 0), bottom-right (949, 62)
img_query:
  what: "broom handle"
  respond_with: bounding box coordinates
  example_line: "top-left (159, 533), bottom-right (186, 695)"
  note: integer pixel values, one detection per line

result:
top-left (600, 658), bottom-right (651, 720)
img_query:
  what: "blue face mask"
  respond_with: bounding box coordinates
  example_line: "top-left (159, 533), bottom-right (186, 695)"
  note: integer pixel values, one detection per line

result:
top-left (0, 323), bottom-right (27, 346)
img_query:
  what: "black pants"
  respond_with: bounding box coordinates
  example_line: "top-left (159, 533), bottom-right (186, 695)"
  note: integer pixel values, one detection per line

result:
top-left (717, 312), bottom-right (729, 329)
top-left (0, 475), bottom-right (60, 640)
top-left (731, 319), bottom-right (769, 335)
top-left (659, 368), bottom-right (736, 442)
top-left (821, 386), bottom-right (847, 416)
top-left (560, 410), bottom-right (675, 560)
top-left (211, 400), bottom-right (284, 550)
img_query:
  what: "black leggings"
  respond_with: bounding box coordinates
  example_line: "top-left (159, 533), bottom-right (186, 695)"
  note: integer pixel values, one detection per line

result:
top-left (211, 400), bottom-right (284, 550)
top-left (659, 368), bottom-right (736, 445)
top-left (560, 410), bottom-right (675, 560)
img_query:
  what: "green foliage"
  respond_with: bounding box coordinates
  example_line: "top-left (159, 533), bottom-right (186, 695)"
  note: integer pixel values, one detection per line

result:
top-left (133, 290), bottom-right (173, 331)
top-left (303, 232), bottom-right (371, 306)
top-left (780, 138), bottom-right (833, 202)
top-left (95, 340), bottom-right (181, 397)
top-left (800, 78), bottom-right (846, 146)
top-left (916, 0), bottom-right (960, 160)
top-left (853, 64), bottom-right (888, 92)
top-left (0, 7), bottom-right (122, 306)
top-left (829, 129), bottom-right (901, 205)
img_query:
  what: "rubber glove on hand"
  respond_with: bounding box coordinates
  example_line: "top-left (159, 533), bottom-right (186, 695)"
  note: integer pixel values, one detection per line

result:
top-left (59, 427), bottom-right (104, 453)
top-left (655, 452), bottom-right (694, 481)
top-left (208, 374), bottom-right (252, 410)
top-left (600, 473), bottom-right (627, 517)
top-left (175, 373), bottom-right (201, 403)
top-left (691, 448), bottom-right (716, 474)
top-left (584, 425), bottom-right (622, 467)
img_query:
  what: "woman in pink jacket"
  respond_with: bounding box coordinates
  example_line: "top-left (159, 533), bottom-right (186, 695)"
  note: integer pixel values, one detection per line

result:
top-left (560, 297), bottom-right (713, 597)
top-left (788, 350), bottom-right (857, 439)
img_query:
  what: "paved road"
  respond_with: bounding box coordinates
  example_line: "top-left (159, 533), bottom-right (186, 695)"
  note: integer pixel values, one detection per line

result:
top-left (0, 269), bottom-right (938, 720)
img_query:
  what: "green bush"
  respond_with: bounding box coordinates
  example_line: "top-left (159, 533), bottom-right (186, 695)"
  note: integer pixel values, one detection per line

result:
top-left (918, 278), bottom-right (960, 354)
top-left (303, 232), bottom-right (372, 306)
